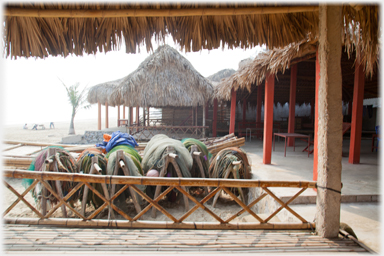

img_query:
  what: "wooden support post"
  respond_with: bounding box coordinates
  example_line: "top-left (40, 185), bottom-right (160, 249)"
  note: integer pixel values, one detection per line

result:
top-left (143, 107), bottom-right (146, 127)
top-left (316, 5), bottom-right (343, 238)
top-left (195, 106), bottom-right (198, 126)
top-left (202, 103), bottom-right (206, 138)
top-left (136, 106), bottom-right (140, 126)
top-left (263, 74), bottom-right (275, 164)
top-left (349, 57), bottom-right (365, 164)
top-left (313, 50), bottom-right (320, 181)
top-left (123, 104), bottom-right (126, 119)
top-left (229, 88), bottom-right (237, 134)
top-left (98, 101), bottom-right (101, 130)
top-left (105, 102), bottom-right (109, 129)
top-left (117, 105), bottom-right (120, 127)
top-left (213, 99), bottom-right (218, 137)
top-left (288, 64), bottom-right (297, 146)
top-left (147, 107), bottom-right (150, 126)
top-left (129, 107), bottom-right (133, 125)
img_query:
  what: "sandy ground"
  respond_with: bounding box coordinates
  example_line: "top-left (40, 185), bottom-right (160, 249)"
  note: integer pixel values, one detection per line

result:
top-left (3, 118), bottom-right (103, 144)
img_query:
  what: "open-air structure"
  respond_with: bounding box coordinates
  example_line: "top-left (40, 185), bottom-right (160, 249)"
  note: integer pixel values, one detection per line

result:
top-left (87, 44), bottom-right (213, 139)
top-left (2, 2), bottom-right (380, 250)
top-left (214, 36), bottom-right (379, 180)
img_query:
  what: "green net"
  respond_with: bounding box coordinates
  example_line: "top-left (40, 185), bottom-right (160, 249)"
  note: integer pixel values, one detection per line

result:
top-left (106, 145), bottom-right (143, 175)
top-left (142, 134), bottom-right (192, 178)
top-left (181, 138), bottom-right (211, 178)
top-left (76, 148), bottom-right (108, 209)
top-left (107, 150), bottom-right (146, 193)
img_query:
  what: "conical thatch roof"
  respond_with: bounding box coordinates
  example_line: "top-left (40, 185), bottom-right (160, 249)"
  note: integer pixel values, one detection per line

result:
top-left (206, 69), bottom-right (236, 86)
top-left (103, 45), bottom-right (213, 107)
top-left (3, 3), bottom-right (378, 65)
top-left (87, 77), bottom-right (124, 105)
top-left (214, 35), bottom-right (379, 101)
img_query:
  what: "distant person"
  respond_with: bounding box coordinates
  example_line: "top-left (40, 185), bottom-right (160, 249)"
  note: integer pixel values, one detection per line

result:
top-left (32, 124), bottom-right (38, 130)
top-left (23, 123), bottom-right (28, 129)
top-left (50, 122), bottom-right (55, 129)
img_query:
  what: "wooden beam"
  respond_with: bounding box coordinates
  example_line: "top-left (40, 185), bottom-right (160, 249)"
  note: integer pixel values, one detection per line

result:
top-left (229, 88), bottom-right (237, 134)
top-left (313, 50), bottom-right (320, 182)
top-left (212, 99), bottom-right (218, 137)
top-left (105, 102), bottom-right (109, 129)
top-left (263, 74), bottom-right (274, 164)
top-left (288, 64), bottom-right (297, 146)
top-left (98, 101), bottom-right (101, 130)
top-left (4, 6), bottom-right (319, 18)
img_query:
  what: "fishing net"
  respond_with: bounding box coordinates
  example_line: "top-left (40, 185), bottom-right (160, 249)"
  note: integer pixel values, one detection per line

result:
top-left (142, 134), bottom-right (192, 178)
top-left (22, 146), bottom-right (65, 190)
top-left (76, 148), bottom-right (108, 209)
top-left (22, 147), bottom-right (79, 204)
top-left (106, 145), bottom-right (143, 175)
top-left (181, 138), bottom-right (211, 178)
top-left (106, 150), bottom-right (146, 204)
top-left (208, 147), bottom-right (252, 196)
top-left (142, 134), bottom-right (193, 200)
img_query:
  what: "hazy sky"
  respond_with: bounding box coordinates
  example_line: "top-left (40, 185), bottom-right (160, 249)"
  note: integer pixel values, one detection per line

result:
top-left (1, 36), bottom-right (263, 126)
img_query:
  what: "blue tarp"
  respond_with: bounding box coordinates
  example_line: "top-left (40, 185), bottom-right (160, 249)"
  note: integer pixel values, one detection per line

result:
top-left (96, 131), bottom-right (138, 153)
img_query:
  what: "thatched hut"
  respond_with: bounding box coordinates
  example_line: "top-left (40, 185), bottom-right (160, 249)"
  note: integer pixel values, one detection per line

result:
top-left (88, 44), bottom-right (213, 132)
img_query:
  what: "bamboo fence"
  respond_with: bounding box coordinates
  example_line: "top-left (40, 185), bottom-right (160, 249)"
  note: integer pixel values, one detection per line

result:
top-left (3, 169), bottom-right (316, 230)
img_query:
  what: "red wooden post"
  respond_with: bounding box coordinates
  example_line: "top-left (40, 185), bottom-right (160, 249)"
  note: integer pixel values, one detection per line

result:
top-left (213, 98), bottom-right (218, 137)
top-left (288, 64), bottom-right (297, 146)
top-left (263, 74), bottom-right (275, 164)
top-left (229, 88), bottom-right (237, 134)
top-left (313, 50), bottom-right (320, 181)
top-left (129, 107), bottom-right (133, 125)
top-left (136, 106), bottom-right (140, 126)
top-left (98, 101), bottom-right (101, 130)
top-left (349, 57), bottom-right (365, 164)
top-left (117, 105), bottom-right (120, 127)
top-left (105, 102), bottom-right (109, 129)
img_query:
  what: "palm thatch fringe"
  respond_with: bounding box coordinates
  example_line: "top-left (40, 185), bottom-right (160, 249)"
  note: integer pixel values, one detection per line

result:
top-left (206, 69), bottom-right (236, 87)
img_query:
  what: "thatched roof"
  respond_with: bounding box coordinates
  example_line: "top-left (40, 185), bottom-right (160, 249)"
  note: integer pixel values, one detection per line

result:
top-left (206, 69), bottom-right (236, 86)
top-left (3, 3), bottom-right (379, 63)
top-left (95, 44), bottom-right (213, 107)
top-left (87, 77), bottom-right (124, 105)
top-left (214, 35), bottom-right (379, 102)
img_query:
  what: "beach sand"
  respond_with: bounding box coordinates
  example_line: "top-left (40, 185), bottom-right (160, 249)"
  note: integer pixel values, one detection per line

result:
top-left (3, 118), bottom-right (256, 224)
top-left (3, 118), bottom-right (104, 144)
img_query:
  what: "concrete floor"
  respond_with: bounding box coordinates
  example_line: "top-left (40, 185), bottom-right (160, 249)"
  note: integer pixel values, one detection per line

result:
top-left (241, 137), bottom-right (381, 253)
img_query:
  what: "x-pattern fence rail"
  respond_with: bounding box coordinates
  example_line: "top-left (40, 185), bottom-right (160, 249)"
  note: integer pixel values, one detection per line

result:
top-left (125, 126), bottom-right (209, 140)
top-left (4, 169), bottom-right (316, 230)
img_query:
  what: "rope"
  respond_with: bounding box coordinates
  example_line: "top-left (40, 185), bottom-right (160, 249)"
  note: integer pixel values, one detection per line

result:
top-left (315, 184), bottom-right (341, 194)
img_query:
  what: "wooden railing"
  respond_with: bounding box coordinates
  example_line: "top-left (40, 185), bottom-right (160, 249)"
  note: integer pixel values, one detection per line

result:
top-left (125, 126), bottom-right (209, 140)
top-left (3, 169), bottom-right (316, 230)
